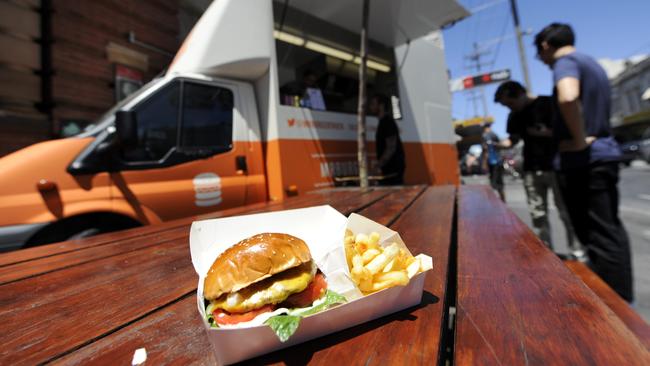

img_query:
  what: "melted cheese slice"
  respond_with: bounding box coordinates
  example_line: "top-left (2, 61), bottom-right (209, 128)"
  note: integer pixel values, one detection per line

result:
top-left (211, 261), bottom-right (316, 313)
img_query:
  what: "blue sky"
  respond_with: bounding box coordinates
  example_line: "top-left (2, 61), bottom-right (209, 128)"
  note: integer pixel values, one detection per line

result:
top-left (442, 0), bottom-right (650, 137)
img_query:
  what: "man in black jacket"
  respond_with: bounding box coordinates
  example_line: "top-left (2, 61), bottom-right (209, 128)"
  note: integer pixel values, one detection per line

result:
top-left (495, 81), bottom-right (582, 257)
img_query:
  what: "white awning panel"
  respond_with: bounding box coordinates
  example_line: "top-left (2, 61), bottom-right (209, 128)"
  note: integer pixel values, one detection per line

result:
top-left (285, 0), bottom-right (469, 47)
top-left (168, 0), bottom-right (469, 77)
top-left (168, 0), bottom-right (274, 79)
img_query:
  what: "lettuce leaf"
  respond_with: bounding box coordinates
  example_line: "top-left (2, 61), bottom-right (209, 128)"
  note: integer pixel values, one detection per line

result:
top-left (205, 303), bottom-right (218, 328)
top-left (265, 290), bottom-right (347, 342)
top-left (205, 290), bottom-right (347, 340)
top-left (264, 315), bottom-right (301, 342)
top-left (289, 289), bottom-right (347, 317)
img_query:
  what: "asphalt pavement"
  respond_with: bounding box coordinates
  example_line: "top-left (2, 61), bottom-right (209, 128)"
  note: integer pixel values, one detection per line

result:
top-left (461, 160), bottom-right (650, 321)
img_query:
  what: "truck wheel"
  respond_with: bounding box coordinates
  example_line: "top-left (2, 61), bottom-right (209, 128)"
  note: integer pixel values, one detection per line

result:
top-left (26, 223), bottom-right (111, 247)
top-left (25, 214), bottom-right (140, 247)
top-left (67, 227), bottom-right (102, 240)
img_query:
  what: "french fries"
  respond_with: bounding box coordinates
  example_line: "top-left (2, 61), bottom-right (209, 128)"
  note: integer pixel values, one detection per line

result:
top-left (361, 248), bottom-right (381, 265)
top-left (344, 231), bottom-right (426, 295)
top-left (365, 243), bottom-right (399, 274)
top-left (372, 271), bottom-right (409, 292)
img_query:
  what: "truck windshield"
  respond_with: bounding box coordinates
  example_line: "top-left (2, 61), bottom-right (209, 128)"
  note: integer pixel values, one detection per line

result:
top-left (76, 77), bottom-right (163, 138)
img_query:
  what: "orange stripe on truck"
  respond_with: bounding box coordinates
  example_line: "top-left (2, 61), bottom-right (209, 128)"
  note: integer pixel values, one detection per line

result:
top-left (264, 139), bottom-right (459, 200)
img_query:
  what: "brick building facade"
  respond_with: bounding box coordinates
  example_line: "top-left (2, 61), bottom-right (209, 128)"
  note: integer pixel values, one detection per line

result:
top-left (0, 0), bottom-right (207, 157)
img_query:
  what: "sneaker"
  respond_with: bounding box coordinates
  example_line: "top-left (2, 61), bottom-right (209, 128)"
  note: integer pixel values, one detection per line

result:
top-left (571, 249), bottom-right (588, 262)
top-left (554, 252), bottom-right (571, 260)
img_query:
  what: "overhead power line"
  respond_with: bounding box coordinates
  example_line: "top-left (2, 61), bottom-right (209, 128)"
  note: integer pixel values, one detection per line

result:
top-left (469, 0), bottom-right (507, 14)
top-left (487, 11), bottom-right (511, 69)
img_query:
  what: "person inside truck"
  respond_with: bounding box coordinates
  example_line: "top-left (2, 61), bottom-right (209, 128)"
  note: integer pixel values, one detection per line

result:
top-left (369, 93), bottom-right (405, 185)
top-left (280, 69), bottom-right (324, 109)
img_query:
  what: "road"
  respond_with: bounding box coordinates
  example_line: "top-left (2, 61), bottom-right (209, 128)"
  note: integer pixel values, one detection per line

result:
top-left (462, 160), bottom-right (650, 321)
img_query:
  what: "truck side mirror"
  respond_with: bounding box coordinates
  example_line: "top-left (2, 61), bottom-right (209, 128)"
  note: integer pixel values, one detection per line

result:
top-left (115, 111), bottom-right (138, 147)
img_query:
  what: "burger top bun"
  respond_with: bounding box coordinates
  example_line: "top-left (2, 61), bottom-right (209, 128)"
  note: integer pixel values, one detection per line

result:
top-left (203, 233), bottom-right (312, 300)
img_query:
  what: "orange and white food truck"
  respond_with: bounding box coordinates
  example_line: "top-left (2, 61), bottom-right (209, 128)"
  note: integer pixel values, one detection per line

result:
top-left (0, 0), bottom-right (468, 249)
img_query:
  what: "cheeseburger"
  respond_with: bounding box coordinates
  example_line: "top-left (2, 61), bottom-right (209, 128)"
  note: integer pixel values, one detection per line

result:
top-left (204, 233), bottom-right (329, 327)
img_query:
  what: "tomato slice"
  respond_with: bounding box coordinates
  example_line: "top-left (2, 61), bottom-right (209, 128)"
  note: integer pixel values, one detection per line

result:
top-left (213, 304), bottom-right (275, 326)
top-left (284, 273), bottom-right (328, 308)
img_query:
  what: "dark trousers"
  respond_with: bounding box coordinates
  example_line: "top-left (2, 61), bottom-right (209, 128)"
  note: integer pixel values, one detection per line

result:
top-left (379, 170), bottom-right (404, 186)
top-left (558, 162), bottom-right (633, 302)
top-left (488, 163), bottom-right (505, 201)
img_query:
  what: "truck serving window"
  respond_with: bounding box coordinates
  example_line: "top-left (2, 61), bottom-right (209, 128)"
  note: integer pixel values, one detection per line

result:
top-left (272, 4), bottom-right (397, 115)
top-left (122, 81), bottom-right (180, 162)
top-left (276, 38), bottom-right (396, 115)
top-left (181, 83), bottom-right (234, 151)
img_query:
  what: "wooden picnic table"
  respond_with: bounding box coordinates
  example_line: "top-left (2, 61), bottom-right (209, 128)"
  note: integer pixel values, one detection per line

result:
top-left (0, 185), bottom-right (648, 365)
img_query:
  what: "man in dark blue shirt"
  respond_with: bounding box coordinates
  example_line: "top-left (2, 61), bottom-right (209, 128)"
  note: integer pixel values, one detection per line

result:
top-left (535, 23), bottom-right (633, 302)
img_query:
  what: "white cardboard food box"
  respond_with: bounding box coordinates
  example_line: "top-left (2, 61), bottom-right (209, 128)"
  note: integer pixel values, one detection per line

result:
top-left (190, 205), bottom-right (431, 365)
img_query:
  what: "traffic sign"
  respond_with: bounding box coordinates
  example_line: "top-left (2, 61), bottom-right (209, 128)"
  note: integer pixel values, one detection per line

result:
top-left (449, 69), bottom-right (511, 92)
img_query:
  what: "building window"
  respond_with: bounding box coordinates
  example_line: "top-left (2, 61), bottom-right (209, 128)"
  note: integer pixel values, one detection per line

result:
top-left (625, 89), bottom-right (639, 114)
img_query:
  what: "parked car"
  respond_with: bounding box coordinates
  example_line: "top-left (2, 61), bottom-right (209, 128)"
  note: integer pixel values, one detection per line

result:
top-left (501, 149), bottom-right (523, 179)
top-left (460, 144), bottom-right (483, 176)
top-left (639, 138), bottom-right (650, 163)
top-left (620, 140), bottom-right (641, 165)
top-left (460, 153), bottom-right (482, 175)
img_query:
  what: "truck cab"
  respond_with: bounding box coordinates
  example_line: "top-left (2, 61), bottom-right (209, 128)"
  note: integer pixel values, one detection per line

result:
top-left (0, 73), bottom-right (266, 249)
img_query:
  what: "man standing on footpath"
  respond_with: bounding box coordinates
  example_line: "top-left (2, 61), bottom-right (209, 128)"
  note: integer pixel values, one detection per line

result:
top-left (535, 23), bottom-right (633, 302)
top-left (494, 81), bottom-right (583, 258)
top-left (369, 94), bottom-right (405, 185)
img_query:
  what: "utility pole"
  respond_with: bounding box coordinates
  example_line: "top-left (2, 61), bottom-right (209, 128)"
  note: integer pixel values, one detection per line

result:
top-left (509, 0), bottom-right (531, 91)
top-left (466, 90), bottom-right (481, 117)
top-left (464, 42), bottom-right (490, 118)
top-left (356, 0), bottom-right (369, 189)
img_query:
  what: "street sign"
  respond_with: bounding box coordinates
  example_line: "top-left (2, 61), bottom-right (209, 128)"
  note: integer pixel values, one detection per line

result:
top-left (449, 69), bottom-right (511, 92)
top-left (453, 116), bottom-right (494, 130)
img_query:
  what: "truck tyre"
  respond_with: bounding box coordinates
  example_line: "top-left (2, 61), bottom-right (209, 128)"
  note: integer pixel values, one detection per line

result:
top-left (25, 214), bottom-right (140, 247)
top-left (67, 227), bottom-right (103, 240)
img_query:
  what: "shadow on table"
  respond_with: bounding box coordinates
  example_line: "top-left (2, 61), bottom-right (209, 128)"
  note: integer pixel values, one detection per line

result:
top-left (239, 290), bottom-right (440, 366)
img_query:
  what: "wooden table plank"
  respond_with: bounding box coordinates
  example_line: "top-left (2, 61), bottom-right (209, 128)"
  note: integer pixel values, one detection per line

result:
top-left (455, 185), bottom-right (650, 365)
top-left (565, 260), bottom-right (650, 348)
top-left (0, 240), bottom-right (195, 365)
top-left (0, 189), bottom-right (373, 267)
top-left (356, 185), bottom-right (426, 226)
top-left (0, 228), bottom-right (186, 285)
top-left (0, 197), bottom-right (288, 267)
top-left (47, 186), bottom-right (455, 365)
top-left (0, 192), bottom-right (348, 283)
top-left (50, 296), bottom-right (214, 366)
top-left (0, 189), bottom-right (391, 285)
top-left (0, 188), bottom-right (396, 365)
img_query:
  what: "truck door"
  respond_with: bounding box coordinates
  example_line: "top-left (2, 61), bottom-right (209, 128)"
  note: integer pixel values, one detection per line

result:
top-left (111, 78), bottom-right (248, 222)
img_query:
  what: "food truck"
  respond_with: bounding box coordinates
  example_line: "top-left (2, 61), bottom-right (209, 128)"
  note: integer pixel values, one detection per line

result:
top-left (0, 0), bottom-right (468, 249)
